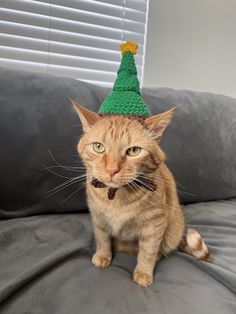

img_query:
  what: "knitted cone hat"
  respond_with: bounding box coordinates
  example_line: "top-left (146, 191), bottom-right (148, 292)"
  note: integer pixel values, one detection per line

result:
top-left (98, 41), bottom-right (150, 116)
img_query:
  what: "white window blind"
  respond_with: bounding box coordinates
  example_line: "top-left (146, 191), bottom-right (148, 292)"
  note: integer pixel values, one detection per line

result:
top-left (0, 0), bottom-right (149, 86)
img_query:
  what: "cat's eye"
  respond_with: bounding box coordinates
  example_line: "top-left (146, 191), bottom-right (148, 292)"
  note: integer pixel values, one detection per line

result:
top-left (126, 146), bottom-right (141, 156)
top-left (93, 142), bottom-right (105, 153)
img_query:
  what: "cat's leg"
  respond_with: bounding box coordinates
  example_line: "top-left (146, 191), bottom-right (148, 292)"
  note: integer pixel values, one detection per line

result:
top-left (92, 222), bottom-right (112, 268)
top-left (133, 216), bottom-right (167, 287)
top-left (113, 239), bottom-right (139, 255)
top-left (160, 207), bottom-right (184, 256)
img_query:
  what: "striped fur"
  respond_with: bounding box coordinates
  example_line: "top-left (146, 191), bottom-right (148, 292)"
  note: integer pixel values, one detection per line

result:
top-left (74, 103), bottom-right (211, 287)
top-left (179, 229), bottom-right (212, 262)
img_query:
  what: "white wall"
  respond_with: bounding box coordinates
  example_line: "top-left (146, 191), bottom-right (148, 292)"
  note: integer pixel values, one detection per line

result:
top-left (143, 0), bottom-right (236, 98)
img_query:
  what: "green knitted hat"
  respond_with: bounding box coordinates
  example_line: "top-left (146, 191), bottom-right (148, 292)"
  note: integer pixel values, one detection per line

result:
top-left (98, 41), bottom-right (150, 116)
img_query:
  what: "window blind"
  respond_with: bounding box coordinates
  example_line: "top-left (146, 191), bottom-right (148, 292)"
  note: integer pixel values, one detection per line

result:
top-left (0, 0), bottom-right (149, 86)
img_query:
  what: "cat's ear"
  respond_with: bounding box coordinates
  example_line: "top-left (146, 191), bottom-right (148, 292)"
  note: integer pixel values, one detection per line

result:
top-left (144, 107), bottom-right (177, 140)
top-left (72, 101), bottom-right (100, 132)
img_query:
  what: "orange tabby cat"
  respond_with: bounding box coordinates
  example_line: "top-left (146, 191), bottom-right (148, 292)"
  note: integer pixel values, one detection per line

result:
top-left (74, 102), bottom-right (211, 287)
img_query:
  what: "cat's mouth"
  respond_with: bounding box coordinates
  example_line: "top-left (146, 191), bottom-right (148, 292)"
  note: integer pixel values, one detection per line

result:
top-left (104, 181), bottom-right (121, 189)
top-left (91, 176), bottom-right (157, 200)
top-left (92, 176), bottom-right (128, 189)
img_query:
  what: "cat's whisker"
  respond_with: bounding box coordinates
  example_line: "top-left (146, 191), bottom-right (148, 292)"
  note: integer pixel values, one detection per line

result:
top-left (132, 182), bottom-right (178, 211)
top-left (43, 165), bottom-right (76, 179)
top-left (60, 182), bottom-right (86, 205)
top-left (135, 170), bottom-right (188, 191)
top-left (48, 150), bottom-right (68, 167)
top-left (48, 178), bottom-right (85, 196)
top-left (131, 179), bottom-right (164, 205)
top-left (44, 151), bottom-right (87, 198)
top-left (134, 178), bottom-right (161, 196)
top-left (135, 171), bottom-right (194, 196)
top-left (47, 165), bottom-right (86, 172)
top-left (129, 181), bottom-right (158, 208)
top-left (46, 177), bottom-right (86, 200)
top-left (148, 189), bottom-right (182, 212)
top-left (127, 182), bottom-right (143, 198)
top-left (152, 174), bottom-right (196, 196)
top-left (129, 180), bottom-right (151, 196)
top-left (71, 157), bottom-right (86, 166)
top-left (47, 175), bottom-right (87, 193)
top-left (48, 149), bottom-right (85, 167)
top-left (49, 163), bottom-right (85, 169)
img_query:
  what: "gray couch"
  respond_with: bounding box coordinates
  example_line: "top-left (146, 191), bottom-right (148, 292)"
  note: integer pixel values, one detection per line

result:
top-left (0, 68), bottom-right (235, 314)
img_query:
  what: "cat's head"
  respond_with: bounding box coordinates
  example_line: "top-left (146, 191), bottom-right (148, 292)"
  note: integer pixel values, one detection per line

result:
top-left (74, 103), bottom-right (176, 188)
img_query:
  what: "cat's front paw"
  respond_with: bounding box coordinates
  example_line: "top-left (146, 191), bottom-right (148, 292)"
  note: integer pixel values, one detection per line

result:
top-left (133, 271), bottom-right (153, 287)
top-left (92, 254), bottom-right (111, 268)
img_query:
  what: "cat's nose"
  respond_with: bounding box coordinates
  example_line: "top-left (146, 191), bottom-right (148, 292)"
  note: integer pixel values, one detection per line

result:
top-left (106, 167), bottom-right (120, 178)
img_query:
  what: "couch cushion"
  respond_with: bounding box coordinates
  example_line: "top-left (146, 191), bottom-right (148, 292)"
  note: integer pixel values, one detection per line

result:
top-left (142, 87), bottom-right (236, 203)
top-left (0, 68), bottom-right (108, 218)
top-left (0, 68), bottom-right (236, 218)
top-left (0, 199), bottom-right (235, 313)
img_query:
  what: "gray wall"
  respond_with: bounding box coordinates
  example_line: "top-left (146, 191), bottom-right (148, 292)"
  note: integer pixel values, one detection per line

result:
top-left (143, 0), bottom-right (236, 98)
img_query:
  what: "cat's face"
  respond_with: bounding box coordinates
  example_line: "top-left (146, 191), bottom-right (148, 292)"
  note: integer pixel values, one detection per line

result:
top-left (74, 103), bottom-right (176, 188)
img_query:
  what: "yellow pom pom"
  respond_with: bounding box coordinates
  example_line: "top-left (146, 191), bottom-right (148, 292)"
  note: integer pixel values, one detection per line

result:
top-left (120, 41), bottom-right (138, 55)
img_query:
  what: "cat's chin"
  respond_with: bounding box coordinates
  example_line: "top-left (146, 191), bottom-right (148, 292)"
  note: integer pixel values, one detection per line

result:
top-left (105, 182), bottom-right (121, 189)
top-left (91, 176), bottom-right (129, 189)
top-left (105, 179), bottom-right (131, 189)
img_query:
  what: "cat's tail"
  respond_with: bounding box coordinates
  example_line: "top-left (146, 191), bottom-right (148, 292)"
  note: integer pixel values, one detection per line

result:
top-left (178, 228), bottom-right (212, 262)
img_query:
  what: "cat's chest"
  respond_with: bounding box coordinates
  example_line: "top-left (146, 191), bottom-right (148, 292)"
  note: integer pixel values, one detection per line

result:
top-left (95, 204), bottom-right (139, 240)
top-left (108, 210), bottom-right (134, 237)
